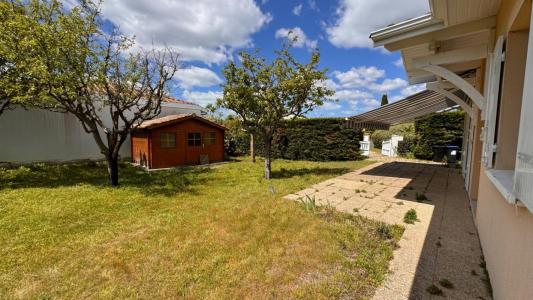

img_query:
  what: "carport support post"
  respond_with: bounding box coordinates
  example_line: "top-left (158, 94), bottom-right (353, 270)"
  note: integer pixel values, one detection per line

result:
top-left (250, 133), bottom-right (256, 163)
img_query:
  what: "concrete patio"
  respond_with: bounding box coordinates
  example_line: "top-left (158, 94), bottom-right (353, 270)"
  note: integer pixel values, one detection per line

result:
top-left (285, 161), bottom-right (492, 299)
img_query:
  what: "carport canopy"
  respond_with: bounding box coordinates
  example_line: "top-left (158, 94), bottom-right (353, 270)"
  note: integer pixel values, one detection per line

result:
top-left (346, 89), bottom-right (466, 130)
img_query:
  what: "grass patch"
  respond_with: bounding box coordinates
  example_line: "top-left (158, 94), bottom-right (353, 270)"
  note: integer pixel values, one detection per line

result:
top-left (403, 209), bottom-right (419, 224)
top-left (0, 158), bottom-right (403, 298)
top-left (299, 195), bottom-right (317, 212)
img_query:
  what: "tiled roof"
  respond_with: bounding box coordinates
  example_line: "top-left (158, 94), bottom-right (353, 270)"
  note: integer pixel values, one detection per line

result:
top-left (162, 96), bottom-right (197, 106)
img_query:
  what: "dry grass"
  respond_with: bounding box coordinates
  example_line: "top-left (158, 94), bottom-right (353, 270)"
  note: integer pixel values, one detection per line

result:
top-left (0, 158), bottom-right (402, 299)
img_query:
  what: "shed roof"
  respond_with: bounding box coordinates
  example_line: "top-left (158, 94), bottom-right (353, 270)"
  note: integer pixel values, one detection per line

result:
top-left (136, 114), bottom-right (226, 130)
top-left (346, 89), bottom-right (462, 130)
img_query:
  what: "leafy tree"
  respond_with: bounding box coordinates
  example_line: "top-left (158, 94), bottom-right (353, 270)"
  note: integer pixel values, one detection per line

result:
top-left (0, 0), bottom-right (178, 186)
top-left (380, 94), bottom-right (389, 106)
top-left (216, 43), bottom-right (334, 179)
top-left (0, 1), bottom-right (46, 115)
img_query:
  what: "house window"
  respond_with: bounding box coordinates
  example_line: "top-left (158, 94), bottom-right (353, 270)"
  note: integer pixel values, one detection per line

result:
top-left (204, 132), bottom-right (216, 145)
top-left (160, 132), bottom-right (176, 148)
top-left (188, 132), bottom-right (201, 146)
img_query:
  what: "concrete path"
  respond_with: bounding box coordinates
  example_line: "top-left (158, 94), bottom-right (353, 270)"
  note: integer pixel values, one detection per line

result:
top-left (285, 161), bottom-right (491, 300)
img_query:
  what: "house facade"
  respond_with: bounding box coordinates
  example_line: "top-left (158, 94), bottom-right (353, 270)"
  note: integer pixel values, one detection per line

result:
top-left (0, 98), bottom-right (206, 163)
top-left (370, 0), bottom-right (533, 298)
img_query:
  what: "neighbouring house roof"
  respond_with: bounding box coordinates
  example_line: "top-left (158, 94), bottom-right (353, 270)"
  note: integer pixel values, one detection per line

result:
top-left (136, 114), bottom-right (226, 130)
top-left (162, 96), bottom-right (197, 106)
top-left (346, 89), bottom-right (463, 130)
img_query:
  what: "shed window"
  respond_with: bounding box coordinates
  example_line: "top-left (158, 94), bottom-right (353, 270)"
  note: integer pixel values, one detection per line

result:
top-left (160, 132), bottom-right (176, 148)
top-left (188, 132), bottom-right (201, 146)
top-left (204, 132), bottom-right (216, 145)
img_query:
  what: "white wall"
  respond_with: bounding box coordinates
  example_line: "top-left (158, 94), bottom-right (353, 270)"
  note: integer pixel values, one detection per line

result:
top-left (0, 103), bottom-right (205, 163)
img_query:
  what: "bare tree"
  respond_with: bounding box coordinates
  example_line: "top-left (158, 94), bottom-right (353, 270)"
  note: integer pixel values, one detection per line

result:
top-left (65, 34), bottom-right (179, 186)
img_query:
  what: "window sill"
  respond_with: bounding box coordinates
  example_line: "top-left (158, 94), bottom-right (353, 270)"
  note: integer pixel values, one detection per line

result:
top-left (485, 169), bottom-right (516, 204)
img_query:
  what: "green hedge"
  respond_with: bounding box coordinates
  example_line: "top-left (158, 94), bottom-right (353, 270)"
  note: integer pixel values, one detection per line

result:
top-left (413, 111), bottom-right (465, 160)
top-left (271, 118), bottom-right (364, 161)
top-left (224, 118), bottom-right (364, 161)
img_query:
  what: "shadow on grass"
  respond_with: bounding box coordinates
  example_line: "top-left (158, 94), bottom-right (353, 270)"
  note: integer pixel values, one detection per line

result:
top-left (0, 161), bottom-right (213, 197)
top-left (272, 167), bottom-right (351, 179)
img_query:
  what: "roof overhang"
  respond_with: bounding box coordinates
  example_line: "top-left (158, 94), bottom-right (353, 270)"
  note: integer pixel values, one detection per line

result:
top-left (370, 14), bottom-right (445, 48)
top-left (370, 0), bottom-right (500, 86)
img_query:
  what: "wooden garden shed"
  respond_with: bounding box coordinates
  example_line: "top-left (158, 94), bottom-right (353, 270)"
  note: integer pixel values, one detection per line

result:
top-left (131, 114), bottom-right (225, 169)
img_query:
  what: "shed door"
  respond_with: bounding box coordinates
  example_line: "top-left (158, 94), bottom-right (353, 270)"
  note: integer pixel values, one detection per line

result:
top-left (186, 132), bottom-right (202, 165)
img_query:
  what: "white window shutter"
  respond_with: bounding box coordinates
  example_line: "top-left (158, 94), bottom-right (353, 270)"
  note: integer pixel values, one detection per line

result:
top-left (482, 36), bottom-right (505, 168)
top-left (514, 23), bottom-right (533, 212)
top-left (481, 52), bottom-right (493, 165)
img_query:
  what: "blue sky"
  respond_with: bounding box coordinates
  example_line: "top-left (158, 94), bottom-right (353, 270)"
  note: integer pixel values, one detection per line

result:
top-left (97, 0), bottom-right (430, 117)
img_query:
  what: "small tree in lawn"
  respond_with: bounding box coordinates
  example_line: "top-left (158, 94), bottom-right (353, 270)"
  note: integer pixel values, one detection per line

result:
top-left (1, 0), bottom-right (178, 186)
top-left (216, 43), bottom-right (334, 179)
top-left (381, 94), bottom-right (389, 106)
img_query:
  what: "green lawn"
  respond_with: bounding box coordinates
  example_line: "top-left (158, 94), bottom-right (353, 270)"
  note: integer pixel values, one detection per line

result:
top-left (0, 158), bottom-right (402, 299)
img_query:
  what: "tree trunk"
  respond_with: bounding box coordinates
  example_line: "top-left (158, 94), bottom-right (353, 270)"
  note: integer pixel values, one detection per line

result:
top-left (250, 133), bottom-right (256, 163)
top-left (107, 155), bottom-right (119, 186)
top-left (264, 136), bottom-right (272, 179)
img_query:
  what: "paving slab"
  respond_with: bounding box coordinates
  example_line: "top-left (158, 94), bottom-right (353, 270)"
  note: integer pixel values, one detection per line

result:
top-left (285, 161), bottom-right (491, 300)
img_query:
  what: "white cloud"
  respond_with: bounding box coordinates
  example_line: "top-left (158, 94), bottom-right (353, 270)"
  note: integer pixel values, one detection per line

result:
top-left (369, 78), bottom-right (408, 93)
top-left (293, 4), bottom-right (303, 16)
top-left (321, 65), bottom-right (412, 115)
top-left (326, 0), bottom-right (429, 48)
top-left (344, 98), bottom-right (380, 114)
top-left (316, 78), bottom-right (340, 91)
top-left (182, 90), bottom-right (223, 107)
top-left (308, 0), bottom-right (318, 11)
top-left (174, 66), bottom-right (222, 89)
top-left (320, 101), bottom-right (342, 111)
top-left (100, 0), bottom-right (272, 64)
top-left (331, 89), bottom-right (374, 101)
top-left (391, 84), bottom-right (426, 101)
top-left (332, 66), bottom-right (385, 89)
top-left (394, 58), bottom-right (404, 67)
top-left (275, 27), bottom-right (317, 49)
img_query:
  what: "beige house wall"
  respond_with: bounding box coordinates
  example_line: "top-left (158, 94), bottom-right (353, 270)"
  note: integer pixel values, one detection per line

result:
top-left (475, 2), bottom-right (533, 299)
top-left (477, 166), bottom-right (533, 300)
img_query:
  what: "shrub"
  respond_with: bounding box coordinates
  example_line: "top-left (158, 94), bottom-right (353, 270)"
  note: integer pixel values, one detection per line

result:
top-left (413, 111), bottom-right (464, 160)
top-left (218, 117), bottom-right (364, 161)
top-left (257, 118), bottom-right (364, 161)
